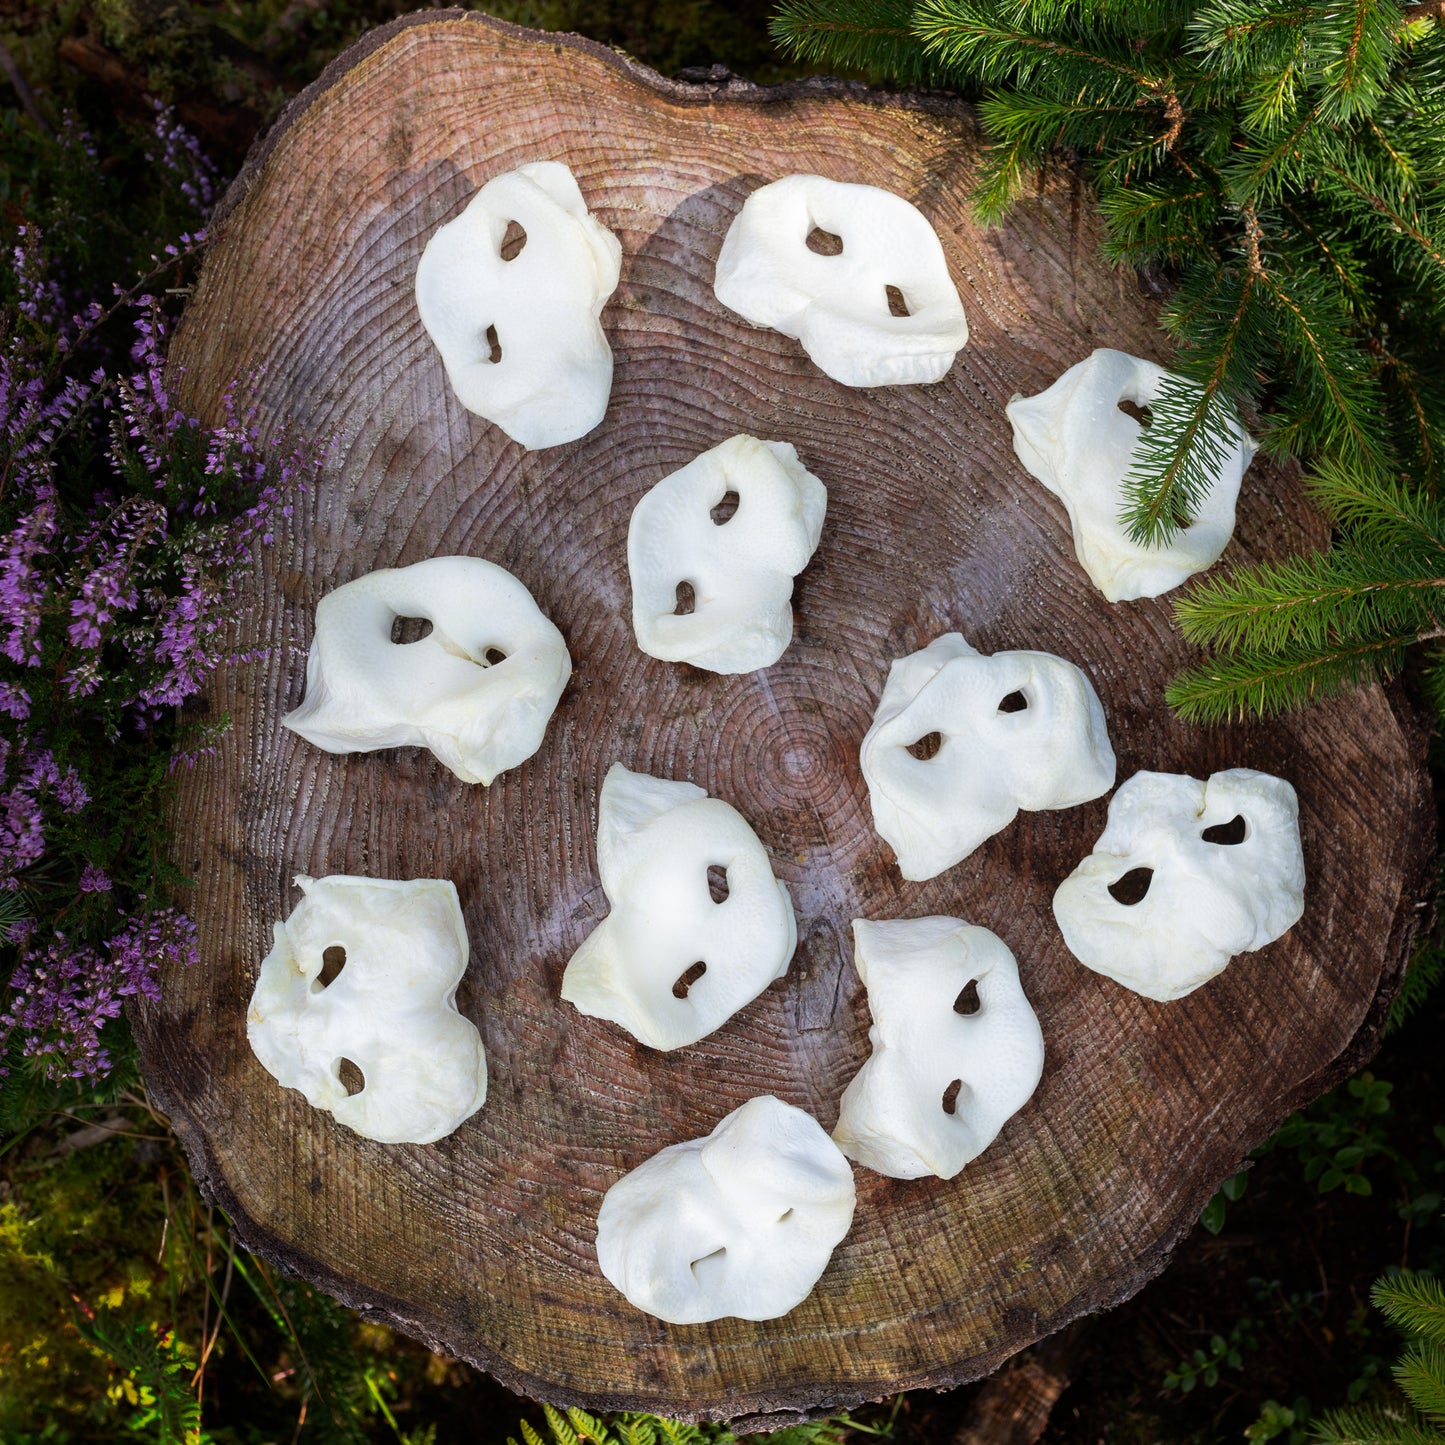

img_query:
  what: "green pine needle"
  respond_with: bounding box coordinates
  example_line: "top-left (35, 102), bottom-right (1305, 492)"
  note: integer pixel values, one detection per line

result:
top-left (1375, 1272), bottom-right (1445, 1346)
top-left (1165, 629), bottom-right (1416, 721)
top-left (1395, 1338), bottom-right (1445, 1424)
top-left (1120, 369), bottom-right (1247, 543)
top-left (769, 0), bottom-right (943, 82)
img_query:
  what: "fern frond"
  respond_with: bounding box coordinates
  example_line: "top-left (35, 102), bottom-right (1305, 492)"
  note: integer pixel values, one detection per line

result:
top-left (612, 1417), bottom-right (658, 1445)
top-left (1164, 628), bottom-right (1416, 720)
top-left (1375, 1271), bottom-right (1445, 1345)
top-left (545, 1404), bottom-right (586, 1445)
top-left (76, 1317), bottom-right (203, 1445)
top-left (517, 1419), bottom-right (550, 1445)
top-left (1387, 934), bottom-right (1445, 1034)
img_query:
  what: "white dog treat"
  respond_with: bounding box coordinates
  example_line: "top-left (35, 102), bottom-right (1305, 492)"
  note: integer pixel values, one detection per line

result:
top-left (560, 763), bottom-right (796, 1051)
top-left (833, 916), bottom-right (1044, 1180)
top-left (415, 161), bottom-right (622, 449)
top-left (628, 434), bottom-right (827, 673)
top-left (596, 1095), bottom-right (856, 1324)
top-left (860, 633), bottom-right (1115, 881)
top-left (1006, 348), bottom-right (1255, 601)
top-left (247, 875), bottom-right (486, 1145)
top-left (1053, 768), bottom-right (1306, 1001)
top-left (714, 174), bottom-right (969, 388)
top-left (283, 556), bottom-right (571, 786)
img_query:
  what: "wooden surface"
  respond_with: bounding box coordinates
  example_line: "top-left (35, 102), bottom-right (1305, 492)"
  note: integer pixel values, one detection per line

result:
top-left (134, 9), bottom-right (1435, 1423)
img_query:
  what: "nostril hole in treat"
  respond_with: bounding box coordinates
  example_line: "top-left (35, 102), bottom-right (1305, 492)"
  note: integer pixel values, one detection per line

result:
top-left (337, 1057), bottom-right (365, 1096)
top-left (390, 615), bottom-right (433, 645)
top-left (485, 324), bottom-right (502, 364)
top-left (805, 226), bottom-right (843, 255)
top-left (953, 979), bottom-right (981, 1015)
top-left (1108, 867), bottom-right (1154, 906)
top-left (906, 731), bottom-right (942, 760)
top-left (1202, 813), bottom-right (1249, 845)
top-left (674, 580), bottom-right (696, 615)
top-left (690, 1246), bottom-right (726, 1279)
top-left (316, 945), bottom-right (347, 990)
top-left (1118, 399), bottom-right (1153, 427)
top-left (885, 284), bottom-right (910, 317)
top-left (500, 219), bottom-right (527, 260)
top-left (483, 647), bottom-right (507, 666)
top-left (998, 690), bottom-right (1028, 713)
top-left (710, 490), bottom-right (740, 525)
top-left (942, 1078), bottom-right (963, 1115)
top-left (707, 865), bottom-right (729, 903)
top-left (673, 961), bottom-right (707, 999)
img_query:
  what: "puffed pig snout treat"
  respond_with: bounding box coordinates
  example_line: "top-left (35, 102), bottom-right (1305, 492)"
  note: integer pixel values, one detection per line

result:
top-left (246, 875), bottom-right (487, 1145)
top-left (283, 556), bottom-right (571, 786)
top-left (595, 1095), bottom-right (857, 1324)
top-left (415, 160), bottom-right (622, 449)
top-left (560, 763), bottom-right (797, 1051)
top-left (1053, 767), bottom-right (1306, 1001)
top-left (628, 433), bottom-right (827, 674)
top-left (860, 633), bottom-right (1116, 881)
top-left (832, 916), bottom-right (1045, 1180)
top-left (1006, 348), bottom-right (1256, 601)
top-left (714, 174), bottom-right (969, 387)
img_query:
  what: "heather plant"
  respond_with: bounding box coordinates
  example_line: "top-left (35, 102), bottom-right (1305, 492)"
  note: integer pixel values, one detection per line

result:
top-left (0, 104), bottom-right (323, 1126)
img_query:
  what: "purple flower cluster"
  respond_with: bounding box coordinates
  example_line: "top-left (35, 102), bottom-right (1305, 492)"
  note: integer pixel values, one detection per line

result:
top-left (0, 116), bottom-right (324, 1085)
top-left (0, 738), bottom-right (88, 890)
top-left (0, 908), bottom-right (198, 1080)
top-left (148, 102), bottom-right (219, 217)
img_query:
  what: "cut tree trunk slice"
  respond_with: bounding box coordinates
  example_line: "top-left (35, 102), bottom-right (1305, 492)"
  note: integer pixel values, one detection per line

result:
top-left (134, 8), bottom-right (1435, 1423)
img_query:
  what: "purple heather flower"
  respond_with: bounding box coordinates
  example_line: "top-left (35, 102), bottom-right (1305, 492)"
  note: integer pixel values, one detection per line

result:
top-left (0, 909), bottom-right (197, 1080)
top-left (78, 864), bottom-right (112, 893)
top-left (0, 497), bottom-right (57, 667)
top-left (55, 768), bottom-right (89, 812)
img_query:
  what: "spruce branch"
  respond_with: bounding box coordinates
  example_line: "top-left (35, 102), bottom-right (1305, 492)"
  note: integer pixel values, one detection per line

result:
top-left (1375, 1271), bottom-right (1445, 1344)
top-left (912, 2), bottom-right (1159, 94)
top-left (771, 0), bottom-right (1445, 720)
top-left (1120, 370), bottom-right (1248, 540)
top-left (1165, 628), bottom-right (1419, 720)
top-left (1396, 1339), bottom-right (1445, 1423)
top-left (1305, 458), bottom-right (1445, 547)
top-left (769, 0), bottom-right (946, 82)
top-left (1174, 546), bottom-right (1445, 651)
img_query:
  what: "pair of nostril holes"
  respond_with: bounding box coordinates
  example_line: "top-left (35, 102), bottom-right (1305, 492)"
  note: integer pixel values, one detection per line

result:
top-left (804, 226), bottom-right (911, 317)
top-left (389, 615), bottom-right (507, 665)
top-left (471, 221), bottom-right (529, 368)
top-left (940, 979), bottom-right (982, 1116)
top-left (671, 493), bottom-right (742, 615)
top-left (670, 867), bottom-right (731, 999)
top-left (311, 945), bottom-right (367, 1097)
top-left (905, 691), bottom-right (1028, 760)
top-left (689, 1206), bottom-right (797, 1277)
top-left (1106, 814), bottom-right (1250, 905)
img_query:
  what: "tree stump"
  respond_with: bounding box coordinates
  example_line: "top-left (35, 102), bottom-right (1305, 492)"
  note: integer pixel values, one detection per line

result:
top-left (134, 9), bottom-right (1435, 1422)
